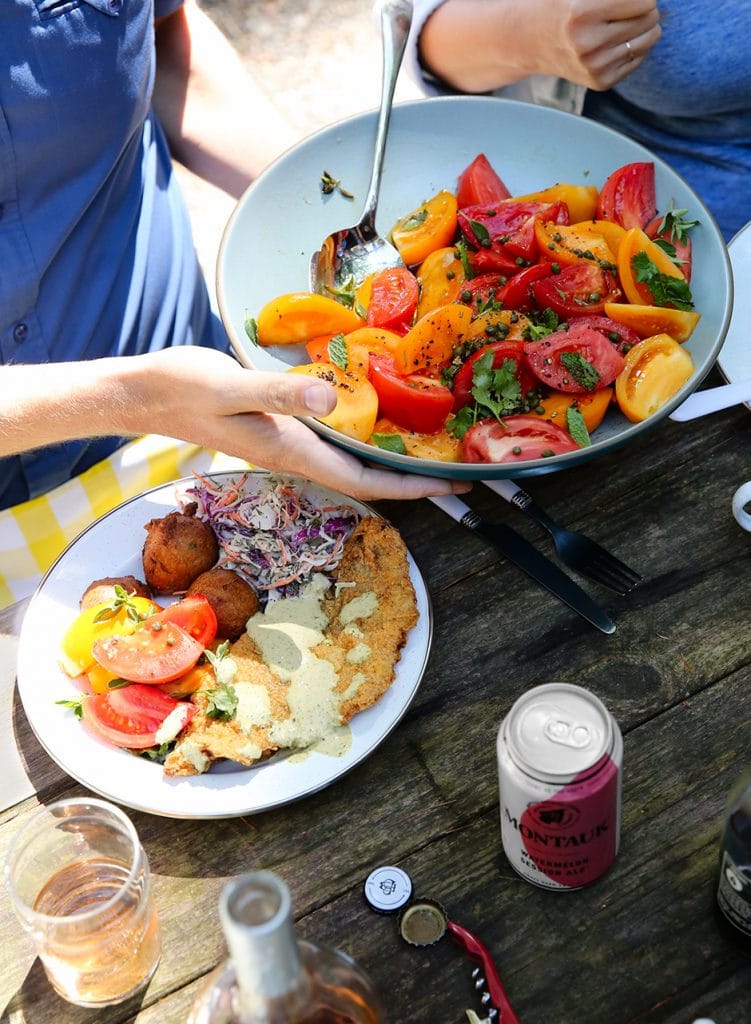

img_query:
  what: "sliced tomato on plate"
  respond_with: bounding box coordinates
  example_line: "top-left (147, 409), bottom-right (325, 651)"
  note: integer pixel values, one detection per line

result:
top-left (467, 245), bottom-right (524, 278)
top-left (645, 212), bottom-right (693, 283)
top-left (531, 262), bottom-right (621, 318)
top-left (566, 314), bottom-right (642, 355)
top-left (596, 161), bottom-right (656, 230)
top-left (523, 323), bottom-right (625, 393)
top-left (365, 266), bottom-right (419, 334)
top-left (456, 273), bottom-right (509, 315)
top-left (451, 340), bottom-right (537, 411)
top-left (462, 415), bottom-right (579, 463)
top-left (497, 262), bottom-right (553, 312)
top-left (146, 595), bottom-right (218, 648)
top-left (368, 355), bottom-right (453, 434)
top-left (92, 619), bottom-right (205, 684)
top-left (458, 200), bottom-right (568, 263)
top-left (456, 153), bottom-right (511, 208)
top-left (82, 684), bottom-right (195, 750)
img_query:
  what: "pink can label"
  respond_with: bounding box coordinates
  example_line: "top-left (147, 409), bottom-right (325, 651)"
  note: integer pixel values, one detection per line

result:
top-left (507, 757), bottom-right (620, 889)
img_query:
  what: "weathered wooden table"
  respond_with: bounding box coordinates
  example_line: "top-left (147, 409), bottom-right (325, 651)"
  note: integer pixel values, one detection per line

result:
top-left (1, 386), bottom-right (750, 1024)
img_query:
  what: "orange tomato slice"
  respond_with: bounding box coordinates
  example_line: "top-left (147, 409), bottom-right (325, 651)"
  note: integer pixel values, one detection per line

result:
top-left (615, 334), bottom-right (695, 422)
top-left (602, 302), bottom-right (700, 343)
top-left (510, 183), bottom-right (599, 223)
top-left (392, 303), bottom-right (472, 375)
top-left (256, 293), bottom-right (363, 346)
top-left (535, 221), bottom-right (616, 268)
top-left (533, 388), bottom-right (613, 435)
top-left (617, 228), bottom-right (689, 307)
top-left (572, 219), bottom-right (628, 258)
top-left (416, 247), bottom-right (466, 318)
top-left (370, 418), bottom-right (462, 462)
top-left (392, 190), bottom-right (458, 267)
top-left (288, 362), bottom-right (379, 440)
top-left (465, 309), bottom-right (532, 341)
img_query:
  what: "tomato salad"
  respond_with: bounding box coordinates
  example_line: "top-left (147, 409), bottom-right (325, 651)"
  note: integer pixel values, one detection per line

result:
top-left (249, 156), bottom-right (701, 464)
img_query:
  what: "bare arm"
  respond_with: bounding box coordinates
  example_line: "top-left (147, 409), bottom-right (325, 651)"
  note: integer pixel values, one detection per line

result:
top-left (151, 1), bottom-right (301, 198)
top-left (418, 0), bottom-right (661, 95)
top-left (0, 352), bottom-right (468, 502)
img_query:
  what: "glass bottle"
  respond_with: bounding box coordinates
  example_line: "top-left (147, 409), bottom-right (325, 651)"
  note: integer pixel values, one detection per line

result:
top-left (188, 871), bottom-right (384, 1024)
top-left (715, 771), bottom-right (751, 951)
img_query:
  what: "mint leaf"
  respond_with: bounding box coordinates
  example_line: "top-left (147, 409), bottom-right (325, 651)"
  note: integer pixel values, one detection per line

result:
top-left (657, 204), bottom-right (699, 245)
top-left (56, 697), bottom-right (84, 719)
top-left (323, 275), bottom-right (356, 309)
top-left (327, 333), bottom-right (348, 370)
top-left (560, 351), bottom-right (600, 391)
top-left (565, 406), bottom-right (591, 447)
top-left (244, 314), bottom-right (259, 346)
top-left (400, 209), bottom-right (428, 231)
top-left (467, 219), bottom-right (491, 246)
top-left (371, 432), bottom-right (408, 455)
top-left (454, 240), bottom-right (474, 280)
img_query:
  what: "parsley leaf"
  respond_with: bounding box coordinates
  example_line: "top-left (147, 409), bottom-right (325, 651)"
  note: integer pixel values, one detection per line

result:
top-left (92, 584), bottom-right (148, 624)
top-left (56, 697), bottom-right (84, 719)
top-left (471, 352), bottom-right (523, 420)
top-left (371, 432), bottom-right (408, 455)
top-left (565, 406), bottom-right (591, 447)
top-left (327, 333), bottom-right (348, 370)
top-left (204, 682), bottom-right (238, 721)
top-left (560, 351), bottom-right (600, 391)
top-left (631, 251), bottom-right (694, 311)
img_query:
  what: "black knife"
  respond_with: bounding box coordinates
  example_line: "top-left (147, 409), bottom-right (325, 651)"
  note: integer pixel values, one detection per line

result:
top-left (429, 494), bottom-right (616, 634)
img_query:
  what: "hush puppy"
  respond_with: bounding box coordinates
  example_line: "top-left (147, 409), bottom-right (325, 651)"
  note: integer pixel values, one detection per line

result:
top-left (187, 568), bottom-right (260, 640)
top-left (142, 502), bottom-right (219, 594)
top-left (80, 575), bottom-right (153, 610)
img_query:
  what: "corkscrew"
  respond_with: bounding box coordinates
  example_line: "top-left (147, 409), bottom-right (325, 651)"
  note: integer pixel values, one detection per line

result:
top-left (363, 867), bottom-right (522, 1024)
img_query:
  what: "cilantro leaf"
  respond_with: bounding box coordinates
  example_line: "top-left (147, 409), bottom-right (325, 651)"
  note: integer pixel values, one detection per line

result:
top-left (560, 351), bottom-right (600, 391)
top-left (631, 251), bottom-right (694, 311)
top-left (565, 406), bottom-right (591, 447)
top-left (446, 405), bottom-right (476, 440)
top-left (371, 432), bottom-right (408, 454)
top-left (470, 352), bottom-right (523, 420)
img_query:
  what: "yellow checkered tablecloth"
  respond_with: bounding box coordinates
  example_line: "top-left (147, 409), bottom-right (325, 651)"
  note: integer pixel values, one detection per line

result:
top-left (0, 435), bottom-right (249, 608)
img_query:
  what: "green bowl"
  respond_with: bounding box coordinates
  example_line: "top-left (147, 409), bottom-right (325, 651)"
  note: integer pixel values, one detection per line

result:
top-left (217, 96), bottom-right (732, 480)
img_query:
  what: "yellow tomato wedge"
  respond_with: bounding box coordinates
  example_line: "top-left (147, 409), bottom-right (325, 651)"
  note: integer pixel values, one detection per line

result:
top-left (60, 597), bottom-right (160, 677)
top-left (510, 183), bottom-right (599, 223)
top-left (572, 219), bottom-right (628, 258)
top-left (602, 301), bottom-right (700, 343)
top-left (465, 309), bottom-right (532, 341)
top-left (370, 418), bottom-right (462, 462)
top-left (416, 247), bottom-right (466, 318)
top-left (392, 303), bottom-right (471, 375)
top-left (256, 293), bottom-right (363, 346)
top-left (534, 220), bottom-right (616, 267)
top-left (288, 362), bottom-right (379, 441)
top-left (617, 228), bottom-right (689, 307)
top-left (615, 334), bottom-right (695, 422)
top-left (392, 190), bottom-right (458, 267)
top-left (533, 388), bottom-right (613, 435)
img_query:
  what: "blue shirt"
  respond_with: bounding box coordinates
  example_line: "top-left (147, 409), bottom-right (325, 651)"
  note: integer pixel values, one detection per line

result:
top-left (0, 0), bottom-right (227, 510)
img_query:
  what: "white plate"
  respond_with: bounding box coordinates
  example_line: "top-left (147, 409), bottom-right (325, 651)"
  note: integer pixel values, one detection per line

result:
top-left (717, 220), bottom-right (751, 405)
top-left (17, 473), bottom-right (432, 819)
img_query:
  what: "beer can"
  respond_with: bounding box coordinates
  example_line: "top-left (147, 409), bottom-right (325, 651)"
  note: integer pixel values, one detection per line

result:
top-left (497, 683), bottom-right (623, 891)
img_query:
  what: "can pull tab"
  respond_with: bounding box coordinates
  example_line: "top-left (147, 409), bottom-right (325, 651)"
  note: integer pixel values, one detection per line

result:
top-left (544, 716), bottom-right (591, 749)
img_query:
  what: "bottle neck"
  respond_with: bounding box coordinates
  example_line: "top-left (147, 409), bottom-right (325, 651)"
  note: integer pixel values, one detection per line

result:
top-left (220, 872), bottom-right (306, 1018)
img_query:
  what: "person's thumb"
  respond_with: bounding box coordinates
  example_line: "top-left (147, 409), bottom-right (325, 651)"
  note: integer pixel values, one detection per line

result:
top-left (246, 371), bottom-right (337, 417)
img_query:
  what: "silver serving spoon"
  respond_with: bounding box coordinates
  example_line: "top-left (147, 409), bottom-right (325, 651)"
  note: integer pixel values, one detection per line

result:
top-left (309, 0), bottom-right (412, 294)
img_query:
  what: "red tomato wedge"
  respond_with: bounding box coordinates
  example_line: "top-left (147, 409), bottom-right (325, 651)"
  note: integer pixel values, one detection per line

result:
top-left (451, 340), bottom-right (537, 412)
top-left (458, 201), bottom-right (568, 263)
top-left (456, 273), bottom-right (510, 315)
top-left (365, 267), bottom-right (419, 334)
top-left (92, 620), bottom-right (205, 684)
top-left (596, 161), bottom-right (656, 230)
top-left (524, 323), bottom-right (625, 393)
top-left (531, 262), bottom-right (621, 318)
top-left (462, 415), bottom-right (579, 463)
top-left (566, 314), bottom-right (642, 355)
top-left (497, 263), bottom-right (552, 311)
top-left (82, 685), bottom-right (195, 750)
top-left (456, 154), bottom-right (511, 208)
top-left (368, 355), bottom-right (453, 434)
top-left (147, 595), bottom-right (217, 648)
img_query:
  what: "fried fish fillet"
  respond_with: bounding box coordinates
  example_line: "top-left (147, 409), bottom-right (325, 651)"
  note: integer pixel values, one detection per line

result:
top-left (163, 517), bottom-right (417, 776)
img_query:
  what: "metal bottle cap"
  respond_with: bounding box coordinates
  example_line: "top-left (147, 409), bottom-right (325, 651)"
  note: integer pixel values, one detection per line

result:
top-left (363, 865), bottom-right (413, 914)
top-left (398, 898), bottom-right (448, 946)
